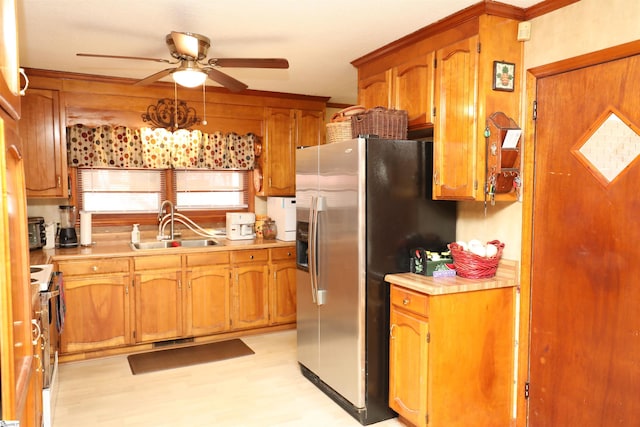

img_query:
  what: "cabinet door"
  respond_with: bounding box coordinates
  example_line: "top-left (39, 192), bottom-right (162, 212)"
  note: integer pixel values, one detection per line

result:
top-left (231, 264), bottom-right (269, 330)
top-left (186, 265), bottom-right (230, 336)
top-left (20, 88), bottom-right (68, 198)
top-left (433, 36), bottom-right (479, 200)
top-left (269, 261), bottom-right (296, 325)
top-left (389, 307), bottom-right (429, 427)
top-left (393, 53), bottom-right (435, 126)
top-left (134, 270), bottom-right (183, 343)
top-left (358, 70), bottom-right (392, 109)
top-left (296, 109), bottom-right (325, 147)
top-left (0, 0), bottom-right (20, 119)
top-left (264, 107), bottom-right (295, 195)
top-left (60, 274), bottom-right (132, 353)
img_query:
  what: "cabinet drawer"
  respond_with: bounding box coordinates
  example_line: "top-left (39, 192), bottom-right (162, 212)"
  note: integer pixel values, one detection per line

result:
top-left (270, 246), bottom-right (296, 261)
top-left (230, 249), bottom-right (268, 264)
top-left (186, 251), bottom-right (230, 267)
top-left (57, 258), bottom-right (129, 276)
top-left (391, 285), bottom-right (429, 318)
top-left (134, 255), bottom-right (181, 271)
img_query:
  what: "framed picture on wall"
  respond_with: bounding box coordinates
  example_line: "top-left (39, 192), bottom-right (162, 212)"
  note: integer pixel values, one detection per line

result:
top-left (492, 61), bottom-right (515, 92)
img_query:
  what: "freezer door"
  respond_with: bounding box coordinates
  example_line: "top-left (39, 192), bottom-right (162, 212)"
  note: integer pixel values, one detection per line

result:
top-left (317, 138), bottom-right (365, 408)
top-left (296, 146), bottom-right (320, 373)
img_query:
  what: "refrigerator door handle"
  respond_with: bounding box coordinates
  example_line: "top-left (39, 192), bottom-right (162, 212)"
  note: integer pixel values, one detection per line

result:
top-left (309, 195), bottom-right (318, 304)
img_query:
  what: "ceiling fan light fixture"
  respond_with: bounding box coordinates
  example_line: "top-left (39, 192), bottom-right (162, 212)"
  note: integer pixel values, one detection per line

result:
top-left (172, 68), bottom-right (207, 88)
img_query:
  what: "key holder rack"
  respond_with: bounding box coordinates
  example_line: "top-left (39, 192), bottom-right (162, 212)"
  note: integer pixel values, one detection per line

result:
top-left (485, 112), bottom-right (521, 202)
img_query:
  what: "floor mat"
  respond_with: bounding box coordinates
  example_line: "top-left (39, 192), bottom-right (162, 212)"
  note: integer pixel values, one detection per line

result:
top-left (127, 339), bottom-right (254, 375)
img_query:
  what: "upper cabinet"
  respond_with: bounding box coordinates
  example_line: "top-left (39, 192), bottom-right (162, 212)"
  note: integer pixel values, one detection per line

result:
top-left (260, 106), bottom-right (325, 196)
top-left (353, 9), bottom-right (523, 202)
top-left (358, 53), bottom-right (435, 128)
top-left (433, 36), bottom-right (479, 200)
top-left (19, 88), bottom-right (69, 198)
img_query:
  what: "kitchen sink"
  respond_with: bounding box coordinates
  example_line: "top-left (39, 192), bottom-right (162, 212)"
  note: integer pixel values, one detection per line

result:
top-left (130, 238), bottom-right (220, 251)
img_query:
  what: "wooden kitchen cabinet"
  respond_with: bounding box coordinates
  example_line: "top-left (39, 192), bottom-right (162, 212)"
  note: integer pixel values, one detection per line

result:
top-left (388, 283), bottom-right (515, 427)
top-left (260, 107), bottom-right (324, 196)
top-left (230, 249), bottom-right (269, 330)
top-left (19, 87), bottom-right (68, 198)
top-left (133, 255), bottom-right (183, 343)
top-left (269, 247), bottom-right (297, 325)
top-left (355, 13), bottom-right (522, 202)
top-left (432, 36), bottom-right (479, 200)
top-left (184, 251), bottom-right (230, 336)
top-left (358, 53), bottom-right (435, 127)
top-left (56, 258), bottom-right (132, 354)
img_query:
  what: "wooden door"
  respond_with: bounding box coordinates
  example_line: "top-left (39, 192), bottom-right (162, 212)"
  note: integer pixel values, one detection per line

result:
top-left (231, 264), bottom-right (269, 330)
top-left (186, 265), bottom-right (230, 336)
top-left (529, 53), bottom-right (640, 426)
top-left (358, 70), bottom-right (391, 109)
top-left (393, 53), bottom-right (435, 126)
top-left (60, 274), bottom-right (131, 353)
top-left (134, 270), bottom-right (182, 342)
top-left (264, 107), bottom-right (295, 195)
top-left (296, 109), bottom-right (324, 147)
top-left (269, 261), bottom-right (296, 324)
top-left (389, 306), bottom-right (429, 427)
top-left (20, 88), bottom-right (68, 198)
top-left (433, 36), bottom-right (478, 200)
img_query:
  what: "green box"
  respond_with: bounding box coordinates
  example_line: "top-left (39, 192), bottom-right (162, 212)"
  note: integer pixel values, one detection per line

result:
top-left (425, 258), bottom-right (453, 276)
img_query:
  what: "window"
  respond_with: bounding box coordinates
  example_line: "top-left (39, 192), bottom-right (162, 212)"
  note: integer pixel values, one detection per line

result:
top-left (76, 168), bottom-right (249, 222)
top-left (174, 169), bottom-right (248, 210)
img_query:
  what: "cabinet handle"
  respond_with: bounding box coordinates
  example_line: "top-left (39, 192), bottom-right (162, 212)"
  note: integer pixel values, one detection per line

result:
top-left (178, 279), bottom-right (182, 289)
top-left (92, 265), bottom-right (98, 272)
top-left (57, 175), bottom-right (61, 188)
top-left (250, 255), bottom-right (254, 260)
top-left (433, 171), bottom-right (439, 185)
top-left (287, 252), bottom-right (291, 257)
top-left (390, 324), bottom-right (396, 339)
top-left (402, 298), bottom-right (410, 305)
top-left (31, 319), bottom-right (42, 346)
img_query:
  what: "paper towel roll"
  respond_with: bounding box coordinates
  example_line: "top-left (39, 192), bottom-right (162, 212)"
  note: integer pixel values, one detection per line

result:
top-left (80, 211), bottom-right (92, 246)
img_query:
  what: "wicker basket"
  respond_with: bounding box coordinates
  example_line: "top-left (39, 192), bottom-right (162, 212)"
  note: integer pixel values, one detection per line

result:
top-left (448, 240), bottom-right (504, 279)
top-left (326, 121), bottom-right (353, 144)
top-left (350, 107), bottom-right (408, 140)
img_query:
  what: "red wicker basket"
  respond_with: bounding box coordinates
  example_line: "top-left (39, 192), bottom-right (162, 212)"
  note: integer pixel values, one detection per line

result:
top-left (448, 240), bottom-right (504, 279)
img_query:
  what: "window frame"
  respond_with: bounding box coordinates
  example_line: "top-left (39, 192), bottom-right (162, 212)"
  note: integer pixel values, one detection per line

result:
top-left (69, 167), bottom-right (255, 227)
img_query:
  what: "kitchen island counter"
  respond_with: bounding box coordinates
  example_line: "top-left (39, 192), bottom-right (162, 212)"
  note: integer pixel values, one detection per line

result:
top-left (384, 258), bottom-right (518, 295)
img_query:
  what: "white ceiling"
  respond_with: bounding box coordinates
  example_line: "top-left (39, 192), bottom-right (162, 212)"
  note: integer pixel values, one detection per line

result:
top-left (17, 0), bottom-right (540, 105)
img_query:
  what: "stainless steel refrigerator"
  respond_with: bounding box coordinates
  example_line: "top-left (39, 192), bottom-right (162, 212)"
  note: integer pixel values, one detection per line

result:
top-left (295, 137), bottom-right (456, 424)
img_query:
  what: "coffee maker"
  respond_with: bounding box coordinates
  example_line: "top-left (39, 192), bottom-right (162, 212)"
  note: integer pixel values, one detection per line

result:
top-left (226, 212), bottom-right (256, 240)
top-left (58, 205), bottom-right (78, 247)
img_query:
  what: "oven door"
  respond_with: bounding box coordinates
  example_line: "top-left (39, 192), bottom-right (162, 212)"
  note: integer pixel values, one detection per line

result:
top-left (40, 272), bottom-right (62, 388)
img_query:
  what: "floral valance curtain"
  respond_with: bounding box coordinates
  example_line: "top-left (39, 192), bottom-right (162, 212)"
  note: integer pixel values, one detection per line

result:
top-left (67, 124), bottom-right (255, 170)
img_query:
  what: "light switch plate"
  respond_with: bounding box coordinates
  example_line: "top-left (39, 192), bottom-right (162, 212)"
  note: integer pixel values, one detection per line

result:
top-left (517, 21), bottom-right (531, 41)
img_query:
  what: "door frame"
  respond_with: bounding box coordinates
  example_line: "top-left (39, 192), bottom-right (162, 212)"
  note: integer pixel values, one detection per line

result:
top-left (516, 39), bottom-right (640, 427)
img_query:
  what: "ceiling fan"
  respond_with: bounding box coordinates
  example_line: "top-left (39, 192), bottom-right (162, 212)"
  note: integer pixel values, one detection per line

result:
top-left (77, 31), bottom-right (289, 92)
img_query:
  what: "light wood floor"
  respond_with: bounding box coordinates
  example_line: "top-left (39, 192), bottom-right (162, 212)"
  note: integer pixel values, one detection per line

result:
top-left (53, 330), bottom-right (406, 426)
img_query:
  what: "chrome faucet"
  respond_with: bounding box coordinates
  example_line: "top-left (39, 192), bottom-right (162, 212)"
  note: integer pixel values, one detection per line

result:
top-left (158, 200), bottom-right (175, 240)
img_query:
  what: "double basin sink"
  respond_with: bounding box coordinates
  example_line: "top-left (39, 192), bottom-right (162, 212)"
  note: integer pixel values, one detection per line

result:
top-left (130, 238), bottom-right (220, 251)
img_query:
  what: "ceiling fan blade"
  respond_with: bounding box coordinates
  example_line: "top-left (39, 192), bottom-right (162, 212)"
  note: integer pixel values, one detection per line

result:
top-left (77, 53), bottom-right (173, 64)
top-left (170, 31), bottom-right (202, 59)
top-left (133, 68), bottom-right (175, 86)
top-left (209, 58), bottom-right (289, 69)
top-left (205, 68), bottom-right (248, 92)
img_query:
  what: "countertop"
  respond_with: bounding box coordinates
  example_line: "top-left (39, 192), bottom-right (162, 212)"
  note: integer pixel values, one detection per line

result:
top-left (385, 259), bottom-right (518, 296)
top-left (30, 238), bottom-right (295, 265)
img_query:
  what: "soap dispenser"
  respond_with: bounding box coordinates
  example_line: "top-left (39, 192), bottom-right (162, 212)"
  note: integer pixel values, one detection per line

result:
top-left (131, 224), bottom-right (140, 244)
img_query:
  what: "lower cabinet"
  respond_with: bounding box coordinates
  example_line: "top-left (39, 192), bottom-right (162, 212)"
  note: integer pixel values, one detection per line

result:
top-left (133, 255), bottom-right (183, 343)
top-left (269, 247), bottom-right (297, 325)
top-left (56, 258), bottom-right (132, 354)
top-left (230, 249), bottom-right (270, 330)
top-left (388, 284), bottom-right (515, 427)
top-left (57, 245), bottom-right (295, 356)
top-left (184, 251), bottom-right (230, 336)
